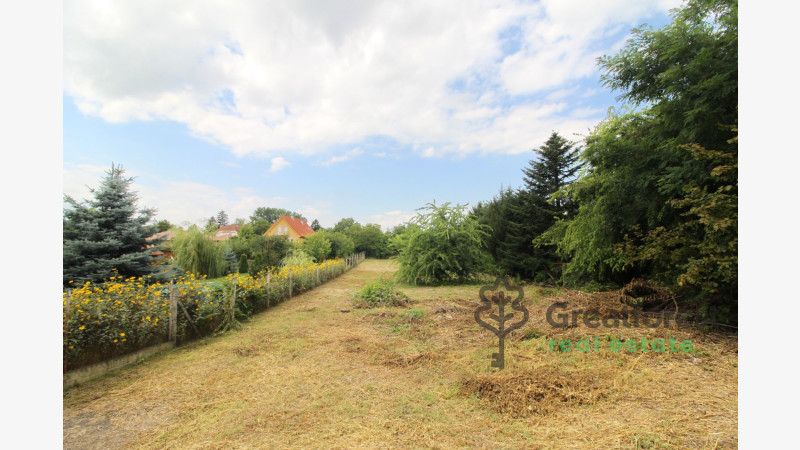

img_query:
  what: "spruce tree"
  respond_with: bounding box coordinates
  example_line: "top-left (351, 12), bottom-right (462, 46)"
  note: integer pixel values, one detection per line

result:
top-left (63, 164), bottom-right (159, 285)
top-left (222, 247), bottom-right (238, 274)
top-left (216, 210), bottom-right (229, 227)
top-left (496, 132), bottom-right (581, 281)
top-left (522, 132), bottom-right (581, 218)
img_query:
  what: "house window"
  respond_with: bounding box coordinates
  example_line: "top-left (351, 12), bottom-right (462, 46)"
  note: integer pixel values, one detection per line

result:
top-left (288, 237), bottom-right (293, 242)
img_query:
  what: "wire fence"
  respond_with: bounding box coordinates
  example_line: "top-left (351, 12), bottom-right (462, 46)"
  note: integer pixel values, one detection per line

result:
top-left (63, 252), bottom-right (366, 374)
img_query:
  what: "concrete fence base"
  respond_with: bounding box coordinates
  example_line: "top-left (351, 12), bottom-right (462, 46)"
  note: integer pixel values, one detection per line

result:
top-left (63, 342), bottom-right (175, 390)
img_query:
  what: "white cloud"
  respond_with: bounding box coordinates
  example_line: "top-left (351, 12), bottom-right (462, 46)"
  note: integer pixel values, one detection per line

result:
top-left (499, 0), bottom-right (681, 95)
top-left (64, 0), bottom-right (676, 158)
top-left (63, 164), bottom-right (292, 226)
top-left (420, 147), bottom-right (437, 158)
top-left (321, 147), bottom-right (363, 166)
top-left (269, 157), bottom-right (291, 172)
top-left (369, 210), bottom-right (415, 231)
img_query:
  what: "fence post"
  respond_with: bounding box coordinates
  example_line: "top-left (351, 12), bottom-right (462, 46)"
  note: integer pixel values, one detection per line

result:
top-left (289, 268), bottom-right (293, 298)
top-left (230, 275), bottom-right (237, 323)
top-left (316, 266), bottom-right (320, 286)
top-left (266, 271), bottom-right (271, 307)
top-left (305, 268), bottom-right (309, 290)
top-left (64, 289), bottom-right (72, 372)
top-left (169, 281), bottom-right (177, 344)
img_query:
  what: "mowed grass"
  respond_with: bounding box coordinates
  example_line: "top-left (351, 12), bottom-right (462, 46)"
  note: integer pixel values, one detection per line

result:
top-left (63, 259), bottom-right (738, 449)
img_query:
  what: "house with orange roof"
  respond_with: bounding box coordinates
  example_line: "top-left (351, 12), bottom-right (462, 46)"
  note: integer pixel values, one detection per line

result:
top-left (263, 215), bottom-right (314, 242)
top-left (146, 229), bottom-right (178, 260)
top-left (214, 224), bottom-right (242, 241)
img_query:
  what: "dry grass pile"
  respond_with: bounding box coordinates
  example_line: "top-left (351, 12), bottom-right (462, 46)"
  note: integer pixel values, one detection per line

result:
top-left (460, 365), bottom-right (609, 417)
top-left (551, 279), bottom-right (677, 316)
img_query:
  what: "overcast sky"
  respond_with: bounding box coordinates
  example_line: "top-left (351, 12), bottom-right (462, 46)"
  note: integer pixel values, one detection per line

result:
top-left (63, 0), bottom-right (680, 229)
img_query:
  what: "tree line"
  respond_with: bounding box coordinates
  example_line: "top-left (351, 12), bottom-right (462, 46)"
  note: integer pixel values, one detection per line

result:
top-left (393, 0), bottom-right (737, 322)
top-left (63, 169), bottom-right (400, 284)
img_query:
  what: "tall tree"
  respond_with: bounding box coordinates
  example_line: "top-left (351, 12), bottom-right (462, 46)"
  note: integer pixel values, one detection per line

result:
top-left (557, 0), bottom-right (737, 314)
top-left (216, 210), bottom-right (229, 227)
top-left (333, 217), bottom-right (356, 233)
top-left (63, 164), bottom-right (159, 285)
top-left (250, 207), bottom-right (306, 224)
top-left (310, 219), bottom-right (322, 231)
top-left (522, 132), bottom-right (581, 218)
top-left (348, 224), bottom-right (389, 258)
top-left (475, 133), bottom-right (581, 282)
top-left (249, 218), bottom-right (271, 235)
top-left (318, 230), bottom-right (355, 258)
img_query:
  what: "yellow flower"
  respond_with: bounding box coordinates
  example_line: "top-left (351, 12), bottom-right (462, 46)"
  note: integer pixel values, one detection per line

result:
top-left (122, 339), bottom-right (126, 342)
top-left (114, 339), bottom-right (118, 343)
top-left (120, 332), bottom-right (125, 337)
top-left (78, 325), bottom-right (85, 330)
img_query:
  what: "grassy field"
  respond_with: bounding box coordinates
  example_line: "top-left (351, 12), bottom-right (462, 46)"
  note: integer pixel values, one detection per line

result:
top-left (63, 259), bottom-right (737, 449)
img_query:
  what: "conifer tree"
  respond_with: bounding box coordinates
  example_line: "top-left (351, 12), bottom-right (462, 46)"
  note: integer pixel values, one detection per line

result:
top-left (222, 247), bottom-right (238, 274)
top-left (522, 132), bottom-right (581, 218)
top-left (216, 210), bottom-right (229, 227)
top-left (63, 164), bottom-right (159, 285)
top-left (489, 132), bottom-right (582, 281)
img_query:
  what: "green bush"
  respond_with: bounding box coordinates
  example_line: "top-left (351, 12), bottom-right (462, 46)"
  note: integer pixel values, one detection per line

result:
top-left (394, 202), bottom-right (492, 285)
top-left (353, 278), bottom-right (411, 308)
top-left (301, 233), bottom-right (332, 262)
top-left (281, 248), bottom-right (314, 266)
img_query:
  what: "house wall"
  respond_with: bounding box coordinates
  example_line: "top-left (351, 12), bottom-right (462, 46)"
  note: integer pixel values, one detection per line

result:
top-left (264, 217), bottom-right (303, 241)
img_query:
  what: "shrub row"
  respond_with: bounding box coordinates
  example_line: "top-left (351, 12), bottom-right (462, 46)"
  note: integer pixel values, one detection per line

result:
top-left (64, 258), bottom-right (351, 371)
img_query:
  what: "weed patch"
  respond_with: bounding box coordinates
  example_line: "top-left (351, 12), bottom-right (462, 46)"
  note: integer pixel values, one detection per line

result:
top-left (352, 278), bottom-right (411, 308)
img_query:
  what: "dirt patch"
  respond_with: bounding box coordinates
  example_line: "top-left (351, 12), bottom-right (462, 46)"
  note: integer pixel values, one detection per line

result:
top-left (461, 365), bottom-right (609, 417)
